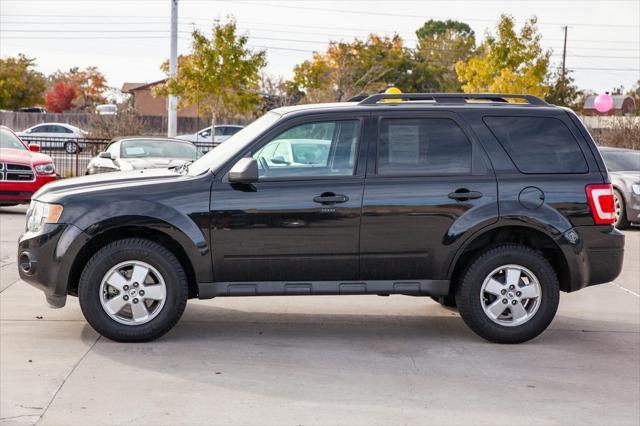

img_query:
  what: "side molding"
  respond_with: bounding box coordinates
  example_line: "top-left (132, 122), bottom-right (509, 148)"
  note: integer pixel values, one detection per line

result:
top-left (198, 280), bottom-right (450, 299)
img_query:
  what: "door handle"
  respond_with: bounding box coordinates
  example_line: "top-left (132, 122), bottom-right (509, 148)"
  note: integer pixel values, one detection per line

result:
top-left (313, 193), bottom-right (349, 204)
top-left (448, 189), bottom-right (483, 201)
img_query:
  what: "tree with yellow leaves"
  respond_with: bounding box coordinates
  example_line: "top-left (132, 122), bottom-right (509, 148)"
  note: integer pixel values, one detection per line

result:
top-left (455, 15), bottom-right (551, 97)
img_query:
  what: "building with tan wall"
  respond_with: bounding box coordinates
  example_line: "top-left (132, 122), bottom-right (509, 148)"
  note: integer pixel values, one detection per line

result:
top-left (122, 80), bottom-right (200, 118)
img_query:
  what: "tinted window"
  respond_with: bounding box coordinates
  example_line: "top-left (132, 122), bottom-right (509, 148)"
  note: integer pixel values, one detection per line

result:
top-left (601, 150), bottom-right (640, 172)
top-left (253, 120), bottom-right (360, 179)
top-left (224, 126), bottom-right (242, 136)
top-left (31, 125), bottom-right (49, 133)
top-left (377, 118), bottom-right (472, 175)
top-left (484, 116), bottom-right (588, 174)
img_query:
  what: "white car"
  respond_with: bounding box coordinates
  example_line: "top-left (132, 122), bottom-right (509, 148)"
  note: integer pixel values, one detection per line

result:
top-left (17, 123), bottom-right (88, 153)
top-left (176, 125), bottom-right (243, 149)
top-left (96, 104), bottom-right (117, 115)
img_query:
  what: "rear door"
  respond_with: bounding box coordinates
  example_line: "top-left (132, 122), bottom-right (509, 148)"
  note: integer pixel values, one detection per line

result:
top-left (360, 110), bottom-right (498, 280)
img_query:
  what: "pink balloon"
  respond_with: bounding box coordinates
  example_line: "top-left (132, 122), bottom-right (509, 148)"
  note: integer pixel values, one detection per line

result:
top-left (594, 93), bottom-right (614, 113)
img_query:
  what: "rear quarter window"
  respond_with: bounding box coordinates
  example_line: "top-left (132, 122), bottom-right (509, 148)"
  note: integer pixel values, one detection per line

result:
top-left (484, 116), bottom-right (588, 174)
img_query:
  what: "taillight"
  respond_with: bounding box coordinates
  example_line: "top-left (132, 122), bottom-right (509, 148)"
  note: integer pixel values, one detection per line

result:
top-left (585, 184), bottom-right (615, 225)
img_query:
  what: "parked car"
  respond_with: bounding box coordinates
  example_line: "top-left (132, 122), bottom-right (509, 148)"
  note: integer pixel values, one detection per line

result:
top-left (599, 146), bottom-right (640, 229)
top-left (18, 93), bottom-right (624, 344)
top-left (0, 126), bottom-right (56, 206)
top-left (17, 123), bottom-right (88, 154)
top-left (96, 104), bottom-right (117, 115)
top-left (253, 138), bottom-right (332, 169)
top-left (86, 137), bottom-right (201, 175)
top-left (18, 107), bottom-right (46, 114)
top-left (176, 124), bottom-right (244, 148)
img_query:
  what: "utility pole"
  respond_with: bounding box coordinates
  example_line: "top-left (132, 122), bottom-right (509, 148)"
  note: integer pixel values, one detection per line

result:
top-left (561, 25), bottom-right (568, 105)
top-left (167, 0), bottom-right (178, 137)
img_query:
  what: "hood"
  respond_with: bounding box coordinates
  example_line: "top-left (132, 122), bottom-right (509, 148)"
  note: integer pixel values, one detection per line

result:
top-left (0, 147), bottom-right (52, 165)
top-left (120, 157), bottom-right (191, 170)
top-left (34, 168), bottom-right (183, 203)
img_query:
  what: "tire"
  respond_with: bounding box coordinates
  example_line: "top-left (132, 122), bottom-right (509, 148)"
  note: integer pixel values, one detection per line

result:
top-left (78, 238), bottom-right (188, 342)
top-left (431, 295), bottom-right (457, 308)
top-left (455, 244), bottom-right (559, 344)
top-left (64, 141), bottom-right (78, 154)
top-left (614, 190), bottom-right (630, 230)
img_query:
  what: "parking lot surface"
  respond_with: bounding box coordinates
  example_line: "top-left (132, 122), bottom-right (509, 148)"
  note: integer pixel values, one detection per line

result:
top-left (1, 205), bottom-right (639, 425)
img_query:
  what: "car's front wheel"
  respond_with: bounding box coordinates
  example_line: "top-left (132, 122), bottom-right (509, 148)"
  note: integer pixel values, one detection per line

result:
top-left (455, 244), bottom-right (559, 344)
top-left (78, 238), bottom-right (188, 342)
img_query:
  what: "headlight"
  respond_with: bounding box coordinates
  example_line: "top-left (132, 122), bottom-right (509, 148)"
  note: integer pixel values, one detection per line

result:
top-left (26, 201), bottom-right (64, 232)
top-left (34, 163), bottom-right (55, 175)
top-left (632, 184), bottom-right (640, 195)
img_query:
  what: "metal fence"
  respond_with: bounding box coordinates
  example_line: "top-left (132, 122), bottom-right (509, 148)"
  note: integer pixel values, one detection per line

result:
top-left (20, 136), bottom-right (216, 178)
top-left (20, 136), bottom-right (111, 177)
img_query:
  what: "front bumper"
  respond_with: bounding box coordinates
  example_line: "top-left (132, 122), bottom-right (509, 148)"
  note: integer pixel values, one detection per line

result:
top-left (0, 175), bottom-right (56, 204)
top-left (625, 192), bottom-right (640, 223)
top-left (18, 223), bottom-right (89, 307)
top-left (561, 225), bottom-right (625, 292)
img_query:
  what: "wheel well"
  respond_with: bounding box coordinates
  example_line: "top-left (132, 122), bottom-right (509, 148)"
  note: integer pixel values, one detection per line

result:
top-left (450, 226), bottom-right (571, 293)
top-left (67, 227), bottom-right (199, 298)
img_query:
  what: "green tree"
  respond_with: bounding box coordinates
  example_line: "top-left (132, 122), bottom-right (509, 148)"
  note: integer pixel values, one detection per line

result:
top-left (155, 19), bottom-right (266, 139)
top-left (546, 68), bottom-right (582, 109)
top-left (404, 20), bottom-right (475, 92)
top-left (455, 15), bottom-right (551, 98)
top-left (288, 34), bottom-right (409, 102)
top-left (0, 54), bottom-right (47, 110)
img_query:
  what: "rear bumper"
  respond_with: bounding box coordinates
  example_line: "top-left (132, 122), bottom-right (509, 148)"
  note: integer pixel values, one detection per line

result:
top-left (18, 223), bottom-right (89, 308)
top-left (561, 225), bottom-right (625, 292)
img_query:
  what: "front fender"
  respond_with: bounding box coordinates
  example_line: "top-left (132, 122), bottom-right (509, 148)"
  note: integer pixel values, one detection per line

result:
top-left (69, 199), bottom-right (211, 283)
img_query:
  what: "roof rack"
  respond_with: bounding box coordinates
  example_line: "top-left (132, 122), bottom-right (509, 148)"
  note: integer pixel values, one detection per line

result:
top-left (358, 93), bottom-right (547, 106)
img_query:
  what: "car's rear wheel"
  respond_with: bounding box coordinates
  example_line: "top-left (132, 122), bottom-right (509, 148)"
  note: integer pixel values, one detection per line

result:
top-left (455, 244), bottom-right (559, 344)
top-left (78, 238), bottom-right (188, 342)
top-left (64, 141), bottom-right (78, 154)
top-left (613, 190), bottom-right (630, 229)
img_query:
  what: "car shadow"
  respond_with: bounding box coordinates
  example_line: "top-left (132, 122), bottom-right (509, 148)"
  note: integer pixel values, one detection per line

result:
top-left (84, 301), bottom-right (639, 407)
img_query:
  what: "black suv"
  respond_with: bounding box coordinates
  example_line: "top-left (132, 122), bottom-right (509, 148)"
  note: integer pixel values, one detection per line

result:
top-left (18, 93), bottom-right (625, 343)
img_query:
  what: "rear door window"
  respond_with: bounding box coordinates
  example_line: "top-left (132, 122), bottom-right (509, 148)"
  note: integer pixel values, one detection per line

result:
top-left (484, 116), bottom-right (588, 174)
top-left (377, 118), bottom-right (472, 175)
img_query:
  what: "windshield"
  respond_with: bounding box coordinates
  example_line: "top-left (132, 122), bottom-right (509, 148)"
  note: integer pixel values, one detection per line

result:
top-left (120, 139), bottom-right (199, 159)
top-left (187, 112), bottom-right (281, 175)
top-left (0, 128), bottom-right (27, 150)
top-left (602, 150), bottom-right (640, 172)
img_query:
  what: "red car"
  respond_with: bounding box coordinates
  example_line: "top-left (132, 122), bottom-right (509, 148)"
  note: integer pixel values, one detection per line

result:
top-left (0, 126), bottom-right (56, 206)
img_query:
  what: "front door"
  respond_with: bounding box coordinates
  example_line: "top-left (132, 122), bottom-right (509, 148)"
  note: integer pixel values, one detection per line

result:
top-left (210, 115), bottom-right (369, 282)
top-left (360, 111), bottom-right (498, 280)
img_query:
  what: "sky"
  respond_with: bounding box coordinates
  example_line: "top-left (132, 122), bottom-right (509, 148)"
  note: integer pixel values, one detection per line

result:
top-left (1, 0), bottom-right (639, 95)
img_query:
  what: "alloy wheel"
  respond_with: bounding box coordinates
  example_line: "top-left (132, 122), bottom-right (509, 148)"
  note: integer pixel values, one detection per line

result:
top-left (479, 264), bottom-right (542, 327)
top-left (99, 260), bottom-right (167, 325)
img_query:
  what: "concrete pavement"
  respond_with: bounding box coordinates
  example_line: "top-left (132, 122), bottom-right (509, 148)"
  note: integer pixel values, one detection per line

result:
top-left (1, 205), bottom-right (638, 425)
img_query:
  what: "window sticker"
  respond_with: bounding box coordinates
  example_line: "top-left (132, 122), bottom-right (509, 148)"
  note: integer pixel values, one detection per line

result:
top-left (124, 147), bottom-right (146, 155)
top-left (388, 125), bottom-right (420, 164)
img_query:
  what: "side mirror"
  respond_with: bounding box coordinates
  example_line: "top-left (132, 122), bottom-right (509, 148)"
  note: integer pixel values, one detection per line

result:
top-left (99, 152), bottom-right (114, 160)
top-left (228, 158), bottom-right (258, 184)
top-left (28, 144), bottom-right (40, 152)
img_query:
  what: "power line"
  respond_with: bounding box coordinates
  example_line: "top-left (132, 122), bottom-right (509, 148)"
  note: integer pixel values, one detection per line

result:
top-left (222, 0), bottom-right (640, 29)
